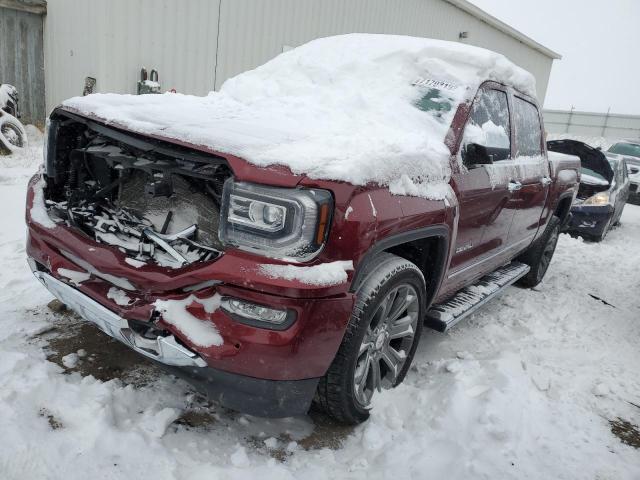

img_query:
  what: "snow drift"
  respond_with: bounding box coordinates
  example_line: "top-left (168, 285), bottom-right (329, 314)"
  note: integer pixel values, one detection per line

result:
top-left (63, 34), bottom-right (536, 197)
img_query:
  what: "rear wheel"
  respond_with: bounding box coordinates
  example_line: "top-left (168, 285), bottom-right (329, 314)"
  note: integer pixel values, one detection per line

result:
top-left (517, 215), bottom-right (560, 288)
top-left (315, 253), bottom-right (425, 424)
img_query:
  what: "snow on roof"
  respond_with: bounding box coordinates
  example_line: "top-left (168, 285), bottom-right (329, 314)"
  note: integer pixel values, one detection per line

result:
top-left (63, 34), bottom-right (536, 198)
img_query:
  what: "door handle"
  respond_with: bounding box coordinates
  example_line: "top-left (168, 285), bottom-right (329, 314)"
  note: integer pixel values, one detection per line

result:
top-left (508, 181), bottom-right (522, 192)
top-left (541, 176), bottom-right (552, 186)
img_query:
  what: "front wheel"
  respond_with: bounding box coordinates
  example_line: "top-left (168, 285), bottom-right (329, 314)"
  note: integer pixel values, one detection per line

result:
top-left (314, 253), bottom-right (425, 424)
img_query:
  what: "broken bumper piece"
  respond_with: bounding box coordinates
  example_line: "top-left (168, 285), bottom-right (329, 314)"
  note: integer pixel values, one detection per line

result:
top-left (31, 266), bottom-right (207, 368)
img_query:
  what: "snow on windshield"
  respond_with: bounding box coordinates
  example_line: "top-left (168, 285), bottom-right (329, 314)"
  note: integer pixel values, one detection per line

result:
top-left (63, 34), bottom-right (536, 199)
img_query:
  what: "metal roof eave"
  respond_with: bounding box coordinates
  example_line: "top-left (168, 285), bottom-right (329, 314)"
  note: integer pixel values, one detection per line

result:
top-left (445, 0), bottom-right (562, 60)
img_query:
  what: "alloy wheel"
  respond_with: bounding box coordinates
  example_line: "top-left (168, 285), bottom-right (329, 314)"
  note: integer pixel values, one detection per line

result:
top-left (353, 283), bottom-right (419, 408)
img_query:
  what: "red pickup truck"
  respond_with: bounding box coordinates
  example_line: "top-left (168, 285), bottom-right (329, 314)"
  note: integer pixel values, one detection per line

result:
top-left (25, 35), bottom-right (580, 424)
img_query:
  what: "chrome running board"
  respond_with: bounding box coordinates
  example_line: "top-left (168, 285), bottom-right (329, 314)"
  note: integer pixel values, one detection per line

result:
top-left (426, 261), bottom-right (530, 332)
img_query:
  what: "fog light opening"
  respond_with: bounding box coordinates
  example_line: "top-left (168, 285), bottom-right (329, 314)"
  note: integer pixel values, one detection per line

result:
top-left (221, 296), bottom-right (294, 330)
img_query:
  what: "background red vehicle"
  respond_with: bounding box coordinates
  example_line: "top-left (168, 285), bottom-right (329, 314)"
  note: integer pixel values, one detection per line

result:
top-left (25, 35), bottom-right (580, 424)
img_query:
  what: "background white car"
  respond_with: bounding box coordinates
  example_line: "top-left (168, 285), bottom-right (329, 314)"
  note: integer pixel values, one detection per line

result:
top-left (608, 141), bottom-right (640, 203)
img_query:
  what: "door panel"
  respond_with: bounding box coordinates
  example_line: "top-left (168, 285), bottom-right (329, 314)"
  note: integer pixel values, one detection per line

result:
top-left (614, 161), bottom-right (630, 220)
top-left (449, 166), bottom-right (515, 272)
top-left (507, 157), bottom-right (550, 244)
top-left (446, 87), bottom-right (517, 287)
top-left (507, 97), bottom-right (549, 246)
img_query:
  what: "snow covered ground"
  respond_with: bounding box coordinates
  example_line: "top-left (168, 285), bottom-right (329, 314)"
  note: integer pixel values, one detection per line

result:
top-left (1, 131), bottom-right (639, 479)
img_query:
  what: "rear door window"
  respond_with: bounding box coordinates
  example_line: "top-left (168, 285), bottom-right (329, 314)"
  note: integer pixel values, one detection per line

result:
top-left (461, 89), bottom-right (511, 167)
top-left (513, 97), bottom-right (542, 157)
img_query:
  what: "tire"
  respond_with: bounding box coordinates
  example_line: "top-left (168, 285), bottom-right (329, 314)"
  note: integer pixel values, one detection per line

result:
top-left (0, 112), bottom-right (27, 154)
top-left (314, 253), bottom-right (425, 424)
top-left (592, 216), bottom-right (613, 242)
top-left (517, 215), bottom-right (561, 288)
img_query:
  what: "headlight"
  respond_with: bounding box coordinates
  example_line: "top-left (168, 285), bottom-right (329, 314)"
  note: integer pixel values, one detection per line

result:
top-left (583, 191), bottom-right (611, 206)
top-left (219, 180), bottom-right (333, 261)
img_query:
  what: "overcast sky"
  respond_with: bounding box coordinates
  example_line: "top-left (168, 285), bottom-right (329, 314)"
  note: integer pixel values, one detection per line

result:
top-left (469, 0), bottom-right (640, 115)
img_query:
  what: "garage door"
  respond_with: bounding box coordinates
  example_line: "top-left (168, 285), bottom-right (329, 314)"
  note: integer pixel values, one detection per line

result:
top-left (0, 4), bottom-right (45, 127)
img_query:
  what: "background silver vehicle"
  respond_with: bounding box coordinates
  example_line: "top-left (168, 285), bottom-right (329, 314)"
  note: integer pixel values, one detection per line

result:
top-left (549, 140), bottom-right (630, 241)
top-left (0, 84), bottom-right (27, 154)
top-left (607, 140), bottom-right (640, 204)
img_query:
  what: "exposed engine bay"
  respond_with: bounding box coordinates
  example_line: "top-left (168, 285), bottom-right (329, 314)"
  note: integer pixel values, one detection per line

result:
top-left (547, 139), bottom-right (614, 200)
top-left (44, 112), bottom-right (231, 268)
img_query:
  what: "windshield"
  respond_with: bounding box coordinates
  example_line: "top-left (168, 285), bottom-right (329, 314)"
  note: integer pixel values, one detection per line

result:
top-left (580, 166), bottom-right (609, 186)
top-left (413, 87), bottom-right (456, 118)
top-left (608, 142), bottom-right (640, 158)
top-left (411, 78), bottom-right (466, 123)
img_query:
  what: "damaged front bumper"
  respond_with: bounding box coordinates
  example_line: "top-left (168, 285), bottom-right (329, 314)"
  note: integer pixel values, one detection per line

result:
top-left (31, 266), bottom-right (207, 368)
top-left (566, 204), bottom-right (614, 238)
top-left (26, 173), bottom-right (355, 417)
top-left (29, 265), bottom-right (319, 416)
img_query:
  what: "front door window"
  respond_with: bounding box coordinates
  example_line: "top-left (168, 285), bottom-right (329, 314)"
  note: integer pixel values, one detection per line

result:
top-left (461, 89), bottom-right (511, 168)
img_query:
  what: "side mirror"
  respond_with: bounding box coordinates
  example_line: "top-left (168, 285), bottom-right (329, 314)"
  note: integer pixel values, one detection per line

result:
top-left (464, 143), bottom-right (494, 166)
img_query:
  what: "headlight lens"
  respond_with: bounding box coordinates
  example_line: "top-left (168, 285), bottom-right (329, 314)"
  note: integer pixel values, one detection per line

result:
top-left (228, 195), bottom-right (287, 232)
top-left (219, 180), bottom-right (333, 261)
top-left (583, 191), bottom-right (611, 206)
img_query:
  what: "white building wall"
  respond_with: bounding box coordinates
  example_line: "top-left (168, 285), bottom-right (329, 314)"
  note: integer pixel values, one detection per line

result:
top-left (44, 0), bottom-right (556, 114)
top-left (215, 0), bottom-right (555, 100)
top-left (44, 0), bottom-right (221, 113)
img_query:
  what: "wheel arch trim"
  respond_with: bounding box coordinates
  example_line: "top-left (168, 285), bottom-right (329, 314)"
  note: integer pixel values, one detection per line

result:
top-left (554, 191), bottom-right (575, 227)
top-left (349, 225), bottom-right (450, 305)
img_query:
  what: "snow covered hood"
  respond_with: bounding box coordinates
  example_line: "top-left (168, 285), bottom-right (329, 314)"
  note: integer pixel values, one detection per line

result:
top-left (62, 34), bottom-right (536, 197)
